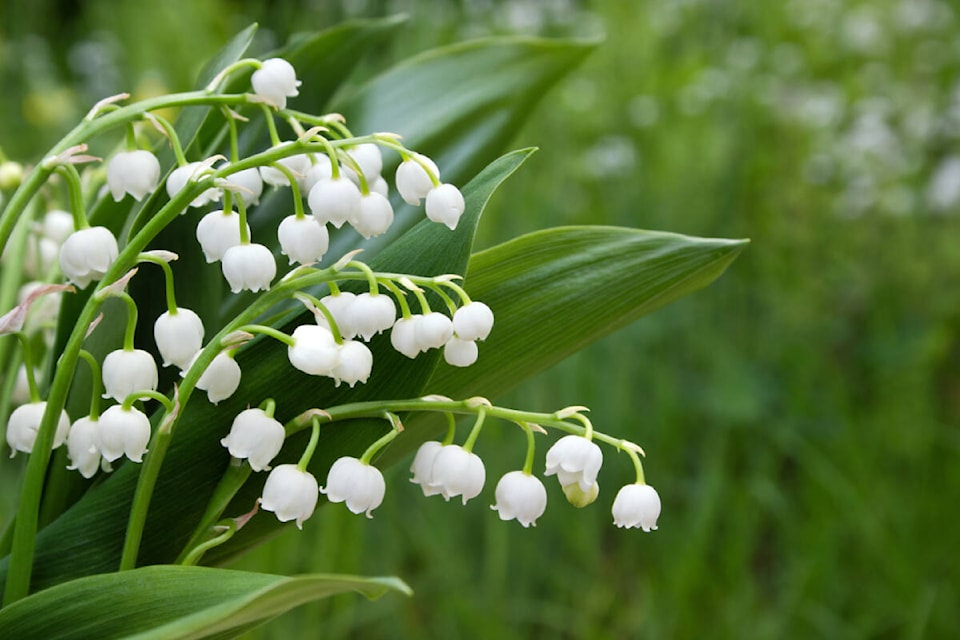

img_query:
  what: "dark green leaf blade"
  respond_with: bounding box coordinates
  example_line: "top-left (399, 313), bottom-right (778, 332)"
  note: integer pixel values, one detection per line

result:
top-left (0, 566), bottom-right (409, 640)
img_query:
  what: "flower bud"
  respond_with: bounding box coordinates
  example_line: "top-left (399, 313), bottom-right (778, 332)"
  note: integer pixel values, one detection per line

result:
top-left (443, 337), bottom-right (478, 367)
top-left (612, 483), bottom-right (661, 532)
top-left (251, 58), bottom-right (301, 109)
top-left (452, 301), bottom-right (494, 341)
top-left (221, 243), bottom-right (276, 293)
top-left (196, 210), bottom-right (249, 263)
top-left (154, 308), bottom-right (205, 369)
top-left (492, 471), bottom-right (548, 527)
top-left (332, 340), bottom-right (373, 387)
top-left (186, 352), bottom-right (242, 404)
top-left (59, 226), bottom-right (119, 289)
top-left (321, 456), bottom-right (386, 518)
top-left (347, 143), bottom-right (383, 179)
top-left (278, 215), bottom-right (329, 265)
top-left (544, 435), bottom-right (603, 492)
top-left (6, 401), bottom-right (71, 456)
top-left (416, 312), bottom-right (453, 352)
top-left (300, 155), bottom-right (334, 193)
top-left (427, 444), bottom-right (486, 505)
top-left (106, 150), bottom-right (161, 202)
top-left (98, 405), bottom-right (151, 463)
top-left (425, 183), bottom-right (465, 230)
top-left (66, 416), bottom-right (101, 478)
top-left (390, 316), bottom-right (421, 359)
top-left (348, 292), bottom-right (396, 341)
top-left (352, 192), bottom-right (394, 239)
top-left (562, 480), bottom-right (600, 508)
top-left (288, 325), bottom-right (339, 376)
top-left (0, 161), bottom-right (24, 190)
top-left (409, 440), bottom-right (444, 496)
top-left (260, 464), bottom-right (319, 529)
top-left (221, 408), bottom-right (285, 471)
top-left (315, 292), bottom-right (356, 340)
top-left (308, 176), bottom-right (361, 229)
top-left (101, 348), bottom-right (159, 403)
top-left (396, 154), bottom-right (439, 205)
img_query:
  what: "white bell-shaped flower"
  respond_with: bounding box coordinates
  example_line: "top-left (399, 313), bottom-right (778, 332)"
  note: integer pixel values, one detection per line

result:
top-left (288, 325), bottom-right (339, 376)
top-left (259, 152), bottom-right (310, 187)
top-left (331, 340), bottom-right (373, 387)
top-left (347, 143), bottom-right (383, 179)
top-left (260, 464), bottom-right (318, 529)
top-left (443, 337), bottom-right (478, 367)
top-left (58, 226), bottom-right (119, 289)
top-left (390, 316), bottom-right (421, 359)
top-left (425, 183), bottom-right (466, 230)
top-left (416, 312), bottom-right (454, 352)
top-left (11, 365), bottom-right (32, 406)
top-left (348, 292), bottom-right (396, 341)
top-left (426, 444), bottom-right (486, 505)
top-left (41, 209), bottom-right (75, 243)
top-left (6, 401), bottom-right (70, 456)
top-left (612, 483), bottom-right (661, 532)
top-left (544, 435), bottom-right (603, 492)
top-left (396, 153), bottom-right (439, 205)
top-left (106, 150), bottom-right (161, 202)
top-left (251, 58), bottom-right (301, 109)
top-left (278, 215), bottom-right (329, 265)
top-left (101, 348), bottom-right (159, 404)
top-left (98, 404), bottom-right (151, 463)
top-left (219, 166), bottom-right (263, 206)
top-left (352, 192), bottom-right (394, 239)
top-left (66, 416), bottom-right (101, 478)
top-left (187, 352), bottom-right (242, 405)
top-left (409, 440), bottom-right (444, 496)
top-left (314, 291), bottom-right (356, 340)
top-left (370, 175), bottom-right (389, 198)
top-left (321, 456), bottom-right (386, 518)
top-left (452, 301), bottom-right (494, 341)
top-left (221, 243), bottom-right (276, 293)
top-left (154, 308), bottom-right (205, 369)
top-left (166, 162), bottom-right (221, 208)
top-left (220, 408), bottom-right (285, 472)
top-left (491, 471), bottom-right (548, 528)
top-left (308, 176), bottom-right (362, 228)
top-left (196, 210), bottom-right (249, 263)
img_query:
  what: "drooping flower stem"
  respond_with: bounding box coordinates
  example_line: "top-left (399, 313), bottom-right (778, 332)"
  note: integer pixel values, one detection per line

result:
top-left (259, 104), bottom-right (282, 147)
top-left (77, 350), bottom-right (103, 420)
top-left (180, 520), bottom-right (236, 567)
top-left (137, 252), bottom-right (179, 314)
top-left (268, 162), bottom-right (306, 219)
top-left (237, 324), bottom-right (296, 347)
top-left (56, 164), bottom-right (90, 230)
top-left (14, 334), bottom-right (40, 403)
top-left (346, 260), bottom-right (381, 295)
top-left (462, 409), bottom-right (486, 454)
top-left (145, 112), bottom-right (188, 167)
top-left (359, 413), bottom-right (402, 465)
top-left (297, 416), bottom-right (323, 471)
top-left (236, 197), bottom-right (250, 245)
top-left (521, 422), bottom-right (537, 476)
top-left (625, 447), bottom-right (647, 485)
top-left (121, 390), bottom-right (175, 413)
top-left (119, 293), bottom-right (139, 352)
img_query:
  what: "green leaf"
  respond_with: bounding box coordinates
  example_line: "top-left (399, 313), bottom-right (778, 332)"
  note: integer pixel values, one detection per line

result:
top-left (0, 566), bottom-right (410, 640)
top-left (379, 227), bottom-right (749, 464)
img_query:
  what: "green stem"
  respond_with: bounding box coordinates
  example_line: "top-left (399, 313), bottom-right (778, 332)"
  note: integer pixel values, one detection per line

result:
top-left (297, 417), bottom-right (322, 471)
top-left (626, 448), bottom-right (647, 485)
top-left (441, 280), bottom-right (472, 305)
top-left (260, 104), bottom-right (281, 147)
top-left (236, 197), bottom-right (250, 245)
top-left (56, 164), bottom-right (89, 230)
top-left (119, 293), bottom-right (139, 351)
top-left (346, 260), bottom-right (379, 294)
top-left (260, 398), bottom-right (276, 418)
top-left (462, 409), bottom-right (486, 453)
top-left (137, 253), bottom-right (178, 313)
top-left (294, 292), bottom-right (343, 344)
top-left (521, 422), bottom-right (537, 476)
top-left (77, 350), bottom-right (102, 420)
top-left (238, 324), bottom-right (295, 347)
top-left (423, 281), bottom-right (459, 315)
top-left (442, 412), bottom-right (457, 445)
top-left (205, 58), bottom-right (261, 92)
top-left (124, 124), bottom-right (137, 151)
top-left (222, 107), bottom-right (240, 162)
top-left (121, 390), bottom-right (174, 412)
top-left (180, 521), bottom-right (236, 566)
top-left (268, 163), bottom-right (306, 219)
top-left (379, 279), bottom-right (410, 318)
top-left (147, 113), bottom-right (187, 167)
top-left (359, 413), bottom-right (401, 464)
top-left (15, 334), bottom-right (40, 403)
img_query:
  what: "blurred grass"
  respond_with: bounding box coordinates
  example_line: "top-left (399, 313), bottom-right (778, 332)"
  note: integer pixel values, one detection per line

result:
top-left (2, 0), bottom-right (960, 638)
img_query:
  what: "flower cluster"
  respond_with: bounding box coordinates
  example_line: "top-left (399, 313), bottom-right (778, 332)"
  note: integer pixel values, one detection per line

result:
top-left (0, 55), bottom-right (662, 581)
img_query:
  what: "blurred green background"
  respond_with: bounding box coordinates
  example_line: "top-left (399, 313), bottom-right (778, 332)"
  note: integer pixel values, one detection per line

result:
top-left (2, 0), bottom-right (959, 637)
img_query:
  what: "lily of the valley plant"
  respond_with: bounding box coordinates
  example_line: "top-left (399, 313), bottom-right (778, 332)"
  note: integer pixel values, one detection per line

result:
top-left (0, 20), bottom-right (745, 638)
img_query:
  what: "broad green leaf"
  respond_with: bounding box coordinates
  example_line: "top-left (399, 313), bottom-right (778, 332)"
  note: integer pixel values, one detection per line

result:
top-left (0, 565), bottom-right (409, 640)
top-left (0, 150), bottom-right (534, 595)
top-left (379, 227), bottom-right (750, 464)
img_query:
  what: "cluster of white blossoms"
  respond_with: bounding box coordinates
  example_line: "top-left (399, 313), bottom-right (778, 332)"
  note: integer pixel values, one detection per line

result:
top-left (0, 55), bottom-right (660, 556)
